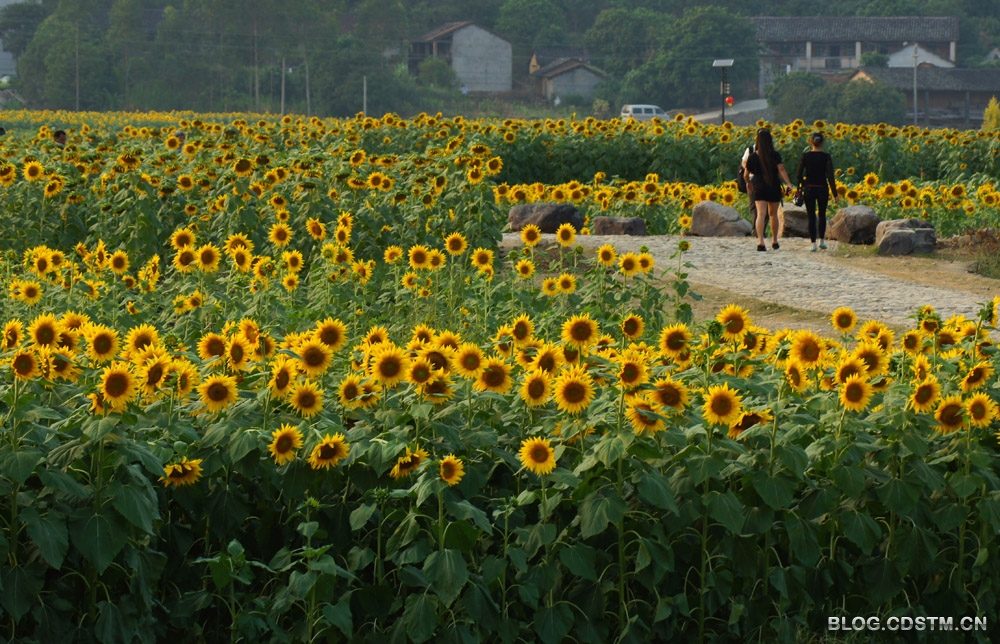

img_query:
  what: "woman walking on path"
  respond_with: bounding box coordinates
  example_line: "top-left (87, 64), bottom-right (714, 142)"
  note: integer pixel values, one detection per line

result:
top-left (796, 132), bottom-right (839, 251)
top-left (744, 128), bottom-right (794, 252)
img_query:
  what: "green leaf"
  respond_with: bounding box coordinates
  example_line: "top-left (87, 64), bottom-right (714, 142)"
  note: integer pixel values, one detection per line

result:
top-left (558, 544), bottom-right (598, 581)
top-left (288, 570), bottom-right (317, 600)
top-left (229, 429), bottom-right (259, 463)
top-left (322, 594), bottom-right (353, 638)
top-left (423, 549), bottom-right (469, 607)
top-left (520, 523), bottom-right (556, 559)
top-left (705, 491), bottom-right (744, 533)
top-left (752, 472), bottom-right (794, 510)
top-left (686, 453), bottom-right (725, 486)
top-left (948, 472), bottom-right (983, 499)
top-left (95, 601), bottom-right (130, 644)
top-left (38, 468), bottom-right (90, 499)
top-left (0, 564), bottom-right (44, 622)
top-left (978, 498), bottom-right (1000, 533)
top-left (387, 512), bottom-right (420, 552)
top-left (776, 444), bottom-right (809, 479)
top-left (22, 507), bottom-right (69, 569)
top-left (831, 465), bottom-right (865, 498)
top-left (443, 520), bottom-right (480, 553)
top-left (786, 517), bottom-right (820, 567)
top-left (0, 449), bottom-right (42, 484)
top-left (82, 416), bottom-right (118, 441)
top-left (402, 593), bottom-right (438, 644)
top-left (350, 503), bottom-right (377, 531)
top-left (70, 512), bottom-right (128, 574)
top-left (579, 487), bottom-right (626, 539)
top-left (534, 604), bottom-right (573, 644)
top-left (109, 473), bottom-right (158, 535)
top-left (636, 471), bottom-right (679, 514)
top-left (841, 510), bottom-right (882, 554)
top-left (592, 432), bottom-right (631, 467)
top-left (507, 547), bottom-right (527, 573)
top-left (446, 499), bottom-right (492, 533)
top-left (877, 478), bottom-right (920, 515)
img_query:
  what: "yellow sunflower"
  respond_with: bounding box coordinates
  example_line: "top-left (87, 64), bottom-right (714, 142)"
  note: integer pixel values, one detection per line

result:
top-left (520, 224), bottom-right (542, 247)
top-left (268, 424), bottom-right (304, 466)
top-left (701, 383), bottom-right (742, 426)
top-left (840, 374), bottom-right (873, 412)
top-left (560, 313), bottom-right (599, 349)
top-left (830, 307), bottom-right (857, 333)
top-left (473, 356), bottom-right (513, 394)
top-left (308, 433), bottom-right (350, 470)
top-left (716, 304), bottom-right (751, 342)
top-left (439, 454), bottom-right (465, 486)
top-left (519, 436), bottom-right (557, 476)
top-left (966, 392), bottom-right (997, 428)
top-left (553, 365), bottom-right (595, 415)
top-left (198, 374), bottom-right (239, 412)
top-left (390, 446), bottom-right (429, 479)
top-left (289, 379), bottom-right (324, 418)
top-left (160, 457), bottom-right (204, 488)
top-left (934, 395), bottom-right (965, 434)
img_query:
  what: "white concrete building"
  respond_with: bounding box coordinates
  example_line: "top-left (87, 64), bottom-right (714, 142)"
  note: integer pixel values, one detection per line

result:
top-left (411, 22), bottom-right (512, 93)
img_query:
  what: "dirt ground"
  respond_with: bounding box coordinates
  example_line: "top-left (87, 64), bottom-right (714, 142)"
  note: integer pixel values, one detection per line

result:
top-left (688, 246), bottom-right (999, 334)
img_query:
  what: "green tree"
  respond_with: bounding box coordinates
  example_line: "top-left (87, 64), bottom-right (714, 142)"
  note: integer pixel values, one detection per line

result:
top-left (17, 0), bottom-right (113, 109)
top-left (656, 6), bottom-right (759, 109)
top-left (0, 0), bottom-right (56, 60)
top-left (495, 0), bottom-right (566, 48)
top-left (584, 8), bottom-right (664, 77)
top-left (837, 78), bottom-right (906, 125)
top-left (766, 71), bottom-right (826, 123)
top-left (983, 96), bottom-right (1000, 131)
top-left (417, 56), bottom-right (457, 88)
top-left (859, 51), bottom-right (889, 67)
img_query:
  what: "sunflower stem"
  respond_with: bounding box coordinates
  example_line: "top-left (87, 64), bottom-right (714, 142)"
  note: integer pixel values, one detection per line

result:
top-left (437, 489), bottom-right (445, 550)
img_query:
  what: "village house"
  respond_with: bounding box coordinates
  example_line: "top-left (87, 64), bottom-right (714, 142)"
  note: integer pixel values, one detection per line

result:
top-left (531, 58), bottom-right (605, 103)
top-left (752, 16), bottom-right (960, 93)
top-left (410, 22), bottom-right (512, 93)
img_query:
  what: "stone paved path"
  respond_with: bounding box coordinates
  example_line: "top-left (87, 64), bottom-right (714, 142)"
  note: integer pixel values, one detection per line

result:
top-left (501, 233), bottom-right (991, 328)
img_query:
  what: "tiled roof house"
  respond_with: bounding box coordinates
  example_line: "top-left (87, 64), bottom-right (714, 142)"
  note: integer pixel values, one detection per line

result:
top-left (410, 22), bottom-right (512, 93)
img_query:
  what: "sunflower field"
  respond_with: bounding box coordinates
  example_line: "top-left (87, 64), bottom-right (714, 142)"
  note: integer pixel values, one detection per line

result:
top-left (0, 110), bottom-right (1000, 643)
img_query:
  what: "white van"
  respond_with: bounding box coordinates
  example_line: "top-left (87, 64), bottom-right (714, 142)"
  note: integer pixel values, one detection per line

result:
top-left (620, 104), bottom-right (666, 121)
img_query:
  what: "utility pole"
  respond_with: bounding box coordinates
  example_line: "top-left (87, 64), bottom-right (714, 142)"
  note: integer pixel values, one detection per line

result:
top-left (75, 25), bottom-right (80, 111)
top-left (281, 57), bottom-right (285, 116)
top-left (913, 43), bottom-right (918, 126)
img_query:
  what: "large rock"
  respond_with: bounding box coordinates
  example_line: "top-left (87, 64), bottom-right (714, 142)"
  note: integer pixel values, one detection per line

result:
top-left (875, 219), bottom-right (936, 255)
top-left (828, 205), bottom-right (880, 245)
top-left (778, 203), bottom-right (810, 238)
top-left (689, 201), bottom-right (753, 237)
top-left (508, 204), bottom-right (583, 233)
top-left (591, 216), bottom-right (647, 236)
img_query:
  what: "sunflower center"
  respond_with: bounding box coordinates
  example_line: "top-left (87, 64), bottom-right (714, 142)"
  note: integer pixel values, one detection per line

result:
top-left (536, 354), bottom-right (555, 372)
top-left (275, 436), bottom-right (294, 453)
top-left (483, 365), bottom-right (506, 387)
top-left (623, 320), bottom-right (640, 335)
top-left (527, 379), bottom-right (546, 399)
top-left (319, 444), bottom-right (338, 459)
top-left (441, 462), bottom-right (456, 478)
top-left (621, 364), bottom-right (639, 383)
top-left (570, 323), bottom-right (592, 342)
top-left (146, 364), bottom-right (164, 386)
top-left (12, 354), bottom-right (34, 375)
top-left (710, 396), bottom-right (733, 417)
top-left (529, 445), bottom-right (549, 464)
top-left (914, 385), bottom-right (934, 403)
top-left (845, 383), bottom-right (865, 403)
top-left (940, 404), bottom-right (963, 426)
top-left (665, 332), bottom-right (686, 351)
top-left (970, 401), bottom-right (987, 420)
top-left (657, 385), bottom-right (681, 407)
top-left (304, 347), bottom-right (326, 367)
top-left (207, 382), bottom-right (230, 402)
top-left (105, 373), bottom-right (130, 397)
top-left (296, 391), bottom-right (316, 408)
top-left (378, 358), bottom-right (401, 378)
top-left (320, 329), bottom-right (341, 346)
top-left (563, 381), bottom-right (587, 403)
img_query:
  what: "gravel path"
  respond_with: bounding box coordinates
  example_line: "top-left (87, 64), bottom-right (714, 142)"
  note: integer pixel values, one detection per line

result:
top-left (501, 233), bottom-right (989, 328)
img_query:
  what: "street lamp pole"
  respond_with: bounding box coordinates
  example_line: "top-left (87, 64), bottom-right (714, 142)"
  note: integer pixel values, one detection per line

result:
top-left (713, 59), bottom-right (734, 124)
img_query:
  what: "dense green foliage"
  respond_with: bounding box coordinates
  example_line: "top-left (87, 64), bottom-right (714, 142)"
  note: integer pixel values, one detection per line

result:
top-left (767, 73), bottom-right (907, 127)
top-left (0, 0), bottom-right (997, 117)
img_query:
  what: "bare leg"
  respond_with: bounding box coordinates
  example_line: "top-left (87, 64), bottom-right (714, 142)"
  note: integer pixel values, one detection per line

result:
top-left (769, 202), bottom-right (780, 245)
top-left (755, 200), bottom-right (768, 245)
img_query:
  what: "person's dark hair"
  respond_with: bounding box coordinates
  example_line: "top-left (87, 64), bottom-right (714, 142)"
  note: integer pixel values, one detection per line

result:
top-left (754, 128), bottom-right (776, 186)
top-left (810, 132), bottom-right (824, 145)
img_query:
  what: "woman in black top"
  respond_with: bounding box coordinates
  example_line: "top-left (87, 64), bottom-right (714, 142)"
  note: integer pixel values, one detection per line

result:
top-left (795, 132), bottom-right (839, 251)
top-left (744, 128), bottom-right (794, 251)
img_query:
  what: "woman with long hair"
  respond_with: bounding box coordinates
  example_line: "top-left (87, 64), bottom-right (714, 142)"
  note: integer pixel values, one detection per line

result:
top-left (744, 128), bottom-right (794, 251)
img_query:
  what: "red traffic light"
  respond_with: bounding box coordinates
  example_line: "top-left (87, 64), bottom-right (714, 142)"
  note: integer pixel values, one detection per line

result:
top-left (725, 96), bottom-right (734, 106)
